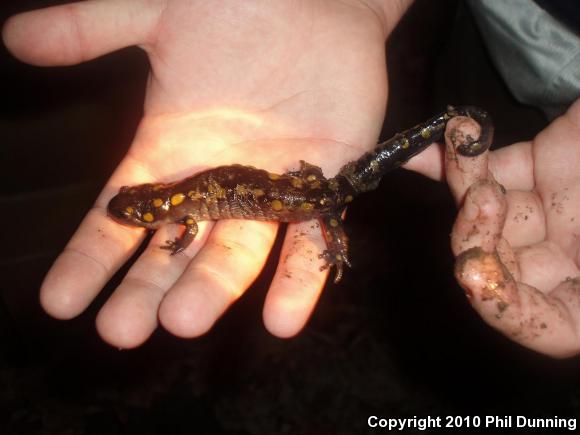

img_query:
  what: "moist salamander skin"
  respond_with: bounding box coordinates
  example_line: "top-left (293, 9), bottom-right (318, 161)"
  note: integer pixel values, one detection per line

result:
top-left (108, 106), bottom-right (493, 282)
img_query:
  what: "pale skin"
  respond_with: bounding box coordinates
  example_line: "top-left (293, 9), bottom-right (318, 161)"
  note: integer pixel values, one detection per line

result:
top-left (407, 101), bottom-right (580, 358)
top-left (3, 0), bottom-right (410, 347)
top-left (4, 0), bottom-right (579, 357)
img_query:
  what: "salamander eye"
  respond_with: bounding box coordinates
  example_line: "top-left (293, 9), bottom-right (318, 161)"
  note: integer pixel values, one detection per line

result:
top-left (107, 194), bottom-right (140, 223)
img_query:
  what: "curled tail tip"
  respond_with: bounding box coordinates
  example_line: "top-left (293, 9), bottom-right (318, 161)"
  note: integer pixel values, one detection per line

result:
top-left (447, 105), bottom-right (493, 157)
top-left (456, 141), bottom-right (488, 157)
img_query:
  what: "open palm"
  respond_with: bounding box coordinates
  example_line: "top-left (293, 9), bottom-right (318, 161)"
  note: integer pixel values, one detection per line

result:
top-left (3, 0), bottom-right (406, 347)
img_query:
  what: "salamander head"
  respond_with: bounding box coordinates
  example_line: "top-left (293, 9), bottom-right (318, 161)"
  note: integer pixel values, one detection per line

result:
top-left (107, 184), bottom-right (168, 229)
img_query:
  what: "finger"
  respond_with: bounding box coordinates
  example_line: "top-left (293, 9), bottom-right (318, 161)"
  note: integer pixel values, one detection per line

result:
top-left (444, 116), bottom-right (489, 204)
top-left (541, 182), bottom-right (580, 261)
top-left (533, 98), bottom-right (580, 192)
top-left (263, 220), bottom-right (329, 338)
top-left (40, 154), bottom-right (155, 319)
top-left (402, 143), bottom-right (445, 181)
top-left (514, 241), bottom-right (580, 294)
top-left (2, 0), bottom-right (162, 66)
top-left (95, 221), bottom-right (212, 348)
top-left (531, 101), bottom-right (580, 259)
top-left (158, 220), bottom-right (278, 337)
top-left (451, 179), bottom-right (508, 256)
top-left (488, 141), bottom-right (534, 191)
top-left (40, 205), bottom-right (145, 319)
top-left (455, 248), bottom-right (580, 357)
top-left (451, 179), bottom-right (521, 279)
top-left (502, 189), bottom-right (546, 248)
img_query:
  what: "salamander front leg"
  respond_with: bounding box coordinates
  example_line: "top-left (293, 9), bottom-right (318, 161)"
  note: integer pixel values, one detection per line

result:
top-left (161, 215), bottom-right (199, 255)
top-left (319, 213), bottom-right (351, 283)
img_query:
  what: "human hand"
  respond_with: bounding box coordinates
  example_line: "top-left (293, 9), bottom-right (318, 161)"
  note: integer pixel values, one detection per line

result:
top-left (3, 0), bottom-right (411, 347)
top-left (407, 100), bottom-right (580, 357)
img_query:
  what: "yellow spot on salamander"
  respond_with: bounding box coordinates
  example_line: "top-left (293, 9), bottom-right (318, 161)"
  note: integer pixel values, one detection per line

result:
top-left (171, 193), bottom-right (186, 206)
top-left (291, 178), bottom-right (303, 188)
top-left (420, 127), bottom-right (431, 139)
top-left (300, 202), bottom-right (314, 211)
top-left (125, 206), bottom-right (134, 214)
top-left (143, 212), bottom-right (154, 222)
top-left (306, 174), bottom-right (317, 182)
top-left (268, 173), bottom-right (280, 180)
top-left (335, 254), bottom-right (343, 261)
top-left (401, 137), bottom-right (410, 149)
top-left (235, 184), bottom-right (248, 196)
top-left (152, 198), bottom-right (164, 207)
top-left (253, 189), bottom-right (265, 197)
top-left (185, 218), bottom-right (194, 225)
top-left (329, 218), bottom-right (339, 227)
top-left (345, 195), bottom-right (353, 203)
top-left (271, 200), bottom-right (283, 211)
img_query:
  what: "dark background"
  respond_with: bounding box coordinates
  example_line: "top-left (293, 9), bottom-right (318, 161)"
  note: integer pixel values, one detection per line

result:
top-left (1, 1), bottom-right (577, 434)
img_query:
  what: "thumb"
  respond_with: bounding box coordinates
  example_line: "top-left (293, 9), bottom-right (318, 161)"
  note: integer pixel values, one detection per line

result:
top-left (2, 0), bottom-right (162, 66)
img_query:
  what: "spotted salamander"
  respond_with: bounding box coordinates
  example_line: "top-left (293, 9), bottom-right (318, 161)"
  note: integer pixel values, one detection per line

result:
top-left (108, 106), bottom-right (492, 282)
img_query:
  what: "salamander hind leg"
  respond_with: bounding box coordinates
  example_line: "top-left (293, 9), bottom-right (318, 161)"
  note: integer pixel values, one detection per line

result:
top-left (319, 213), bottom-right (351, 283)
top-left (161, 215), bottom-right (199, 255)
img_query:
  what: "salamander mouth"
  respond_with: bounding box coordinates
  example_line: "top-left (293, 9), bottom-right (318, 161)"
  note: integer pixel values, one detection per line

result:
top-left (107, 209), bottom-right (158, 229)
top-left (107, 207), bottom-right (137, 225)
